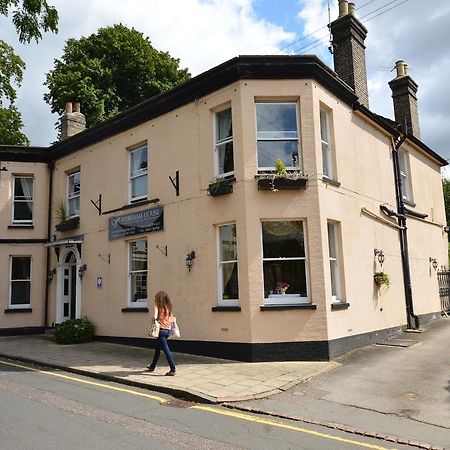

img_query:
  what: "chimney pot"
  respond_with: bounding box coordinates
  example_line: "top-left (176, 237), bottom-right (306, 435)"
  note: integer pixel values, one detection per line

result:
top-left (73, 102), bottom-right (81, 113)
top-left (338, 0), bottom-right (349, 17)
top-left (348, 2), bottom-right (356, 15)
top-left (65, 102), bottom-right (73, 113)
top-left (395, 60), bottom-right (408, 78)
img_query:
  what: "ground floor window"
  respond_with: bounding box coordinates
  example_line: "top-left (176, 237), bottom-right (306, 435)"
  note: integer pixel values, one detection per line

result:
top-left (9, 256), bottom-right (31, 308)
top-left (218, 223), bottom-right (239, 306)
top-left (129, 240), bottom-right (147, 305)
top-left (262, 221), bottom-right (309, 304)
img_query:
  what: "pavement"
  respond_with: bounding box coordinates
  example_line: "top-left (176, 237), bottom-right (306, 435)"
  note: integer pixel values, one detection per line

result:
top-left (1, 319), bottom-right (450, 449)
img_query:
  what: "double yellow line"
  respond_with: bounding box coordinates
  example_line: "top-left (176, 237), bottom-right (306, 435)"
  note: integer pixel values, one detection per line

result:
top-left (0, 359), bottom-right (396, 450)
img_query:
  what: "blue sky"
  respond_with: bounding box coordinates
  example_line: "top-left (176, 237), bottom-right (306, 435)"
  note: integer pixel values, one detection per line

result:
top-left (1, 0), bottom-right (449, 165)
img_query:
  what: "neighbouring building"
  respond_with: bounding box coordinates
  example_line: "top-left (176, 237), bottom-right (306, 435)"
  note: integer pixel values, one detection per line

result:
top-left (0, 1), bottom-right (448, 361)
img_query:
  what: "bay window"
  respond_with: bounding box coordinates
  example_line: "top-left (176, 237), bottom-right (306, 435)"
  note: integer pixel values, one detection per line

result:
top-left (327, 222), bottom-right (343, 303)
top-left (214, 107), bottom-right (234, 177)
top-left (218, 223), bottom-right (239, 306)
top-left (262, 221), bottom-right (309, 304)
top-left (256, 102), bottom-right (300, 171)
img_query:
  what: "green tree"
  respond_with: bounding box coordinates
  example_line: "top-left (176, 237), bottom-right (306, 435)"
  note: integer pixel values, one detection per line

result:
top-left (0, 0), bottom-right (58, 144)
top-left (0, 0), bottom-right (58, 43)
top-left (443, 177), bottom-right (450, 225)
top-left (0, 106), bottom-right (29, 144)
top-left (44, 24), bottom-right (191, 127)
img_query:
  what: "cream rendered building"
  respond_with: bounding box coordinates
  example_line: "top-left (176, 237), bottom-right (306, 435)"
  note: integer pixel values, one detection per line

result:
top-left (0, 2), bottom-right (447, 360)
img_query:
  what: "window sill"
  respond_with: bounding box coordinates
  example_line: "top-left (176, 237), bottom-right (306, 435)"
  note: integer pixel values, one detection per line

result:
top-left (322, 177), bottom-right (341, 187)
top-left (5, 308), bottom-right (32, 313)
top-left (260, 304), bottom-right (317, 311)
top-left (331, 302), bottom-right (350, 310)
top-left (403, 199), bottom-right (416, 208)
top-left (211, 306), bottom-right (241, 312)
top-left (8, 224), bottom-right (34, 229)
top-left (103, 198), bottom-right (159, 215)
top-left (121, 307), bottom-right (149, 313)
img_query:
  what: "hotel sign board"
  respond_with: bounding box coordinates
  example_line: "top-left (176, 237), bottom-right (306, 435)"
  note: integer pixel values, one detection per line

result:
top-left (109, 206), bottom-right (163, 240)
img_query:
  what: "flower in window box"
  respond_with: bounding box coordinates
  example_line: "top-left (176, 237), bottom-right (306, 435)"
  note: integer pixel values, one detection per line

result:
top-left (276, 281), bottom-right (290, 295)
top-left (257, 159), bottom-right (308, 191)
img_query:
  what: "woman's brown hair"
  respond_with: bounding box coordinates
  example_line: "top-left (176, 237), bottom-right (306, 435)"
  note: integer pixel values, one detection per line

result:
top-left (155, 290), bottom-right (172, 315)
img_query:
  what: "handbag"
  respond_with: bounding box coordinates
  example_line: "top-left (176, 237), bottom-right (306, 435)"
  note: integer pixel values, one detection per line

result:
top-left (147, 319), bottom-right (160, 338)
top-left (170, 317), bottom-right (180, 338)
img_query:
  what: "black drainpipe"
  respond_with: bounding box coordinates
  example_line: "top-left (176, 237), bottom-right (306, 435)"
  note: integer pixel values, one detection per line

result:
top-left (44, 160), bottom-right (55, 329)
top-left (391, 136), bottom-right (419, 329)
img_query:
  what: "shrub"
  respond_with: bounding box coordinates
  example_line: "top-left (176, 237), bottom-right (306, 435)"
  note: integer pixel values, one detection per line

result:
top-left (55, 318), bottom-right (95, 344)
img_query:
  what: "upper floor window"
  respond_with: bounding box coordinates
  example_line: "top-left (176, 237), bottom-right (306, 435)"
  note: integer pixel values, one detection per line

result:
top-left (12, 176), bottom-right (33, 225)
top-left (129, 240), bottom-right (148, 305)
top-left (327, 222), bottom-right (344, 304)
top-left (130, 145), bottom-right (148, 203)
top-left (68, 171), bottom-right (80, 218)
top-left (398, 150), bottom-right (412, 202)
top-left (320, 109), bottom-right (334, 180)
top-left (256, 102), bottom-right (300, 171)
top-left (262, 220), bottom-right (309, 305)
top-left (214, 107), bottom-right (234, 177)
top-left (217, 223), bottom-right (239, 306)
top-left (9, 256), bottom-right (31, 309)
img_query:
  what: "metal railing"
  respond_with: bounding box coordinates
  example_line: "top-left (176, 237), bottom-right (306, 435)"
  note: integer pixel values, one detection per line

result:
top-left (437, 267), bottom-right (450, 317)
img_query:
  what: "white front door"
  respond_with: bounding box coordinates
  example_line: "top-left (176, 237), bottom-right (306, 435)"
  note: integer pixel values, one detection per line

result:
top-left (57, 248), bottom-right (80, 323)
top-left (61, 263), bottom-right (76, 320)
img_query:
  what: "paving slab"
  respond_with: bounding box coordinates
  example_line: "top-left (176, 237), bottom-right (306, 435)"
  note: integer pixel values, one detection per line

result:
top-left (0, 335), bottom-right (338, 403)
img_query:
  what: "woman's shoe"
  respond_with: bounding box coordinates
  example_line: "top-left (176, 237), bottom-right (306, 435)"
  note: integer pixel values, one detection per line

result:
top-left (147, 365), bottom-right (155, 372)
top-left (165, 370), bottom-right (176, 376)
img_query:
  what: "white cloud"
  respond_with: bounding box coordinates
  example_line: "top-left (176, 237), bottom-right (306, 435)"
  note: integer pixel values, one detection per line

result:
top-left (0, 0), bottom-right (294, 145)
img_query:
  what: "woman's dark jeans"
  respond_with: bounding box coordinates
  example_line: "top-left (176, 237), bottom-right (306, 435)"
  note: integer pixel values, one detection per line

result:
top-left (150, 328), bottom-right (176, 372)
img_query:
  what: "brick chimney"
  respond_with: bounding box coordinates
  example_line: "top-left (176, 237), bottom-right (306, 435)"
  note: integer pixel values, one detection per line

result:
top-left (388, 60), bottom-right (420, 138)
top-left (60, 101), bottom-right (86, 140)
top-left (330, 0), bottom-right (369, 108)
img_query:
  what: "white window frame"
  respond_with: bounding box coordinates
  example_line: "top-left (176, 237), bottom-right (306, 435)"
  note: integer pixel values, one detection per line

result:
top-left (261, 220), bottom-right (310, 305)
top-left (128, 239), bottom-right (148, 307)
top-left (67, 170), bottom-right (80, 218)
top-left (214, 106), bottom-right (234, 178)
top-left (129, 145), bottom-right (148, 204)
top-left (255, 101), bottom-right (301, 171)
top-left (320, 108), bottom-right (334, 180)
top-left (327, 221), bottom-right (343, 304)
top-left (11, 176), bottom-right (34, 225)
top-left (217, 223), bottom-right (239, 307)
top-left (398, 150), bottom-right (412, 202)
top-left (9, 255), bottom-right (32, 309)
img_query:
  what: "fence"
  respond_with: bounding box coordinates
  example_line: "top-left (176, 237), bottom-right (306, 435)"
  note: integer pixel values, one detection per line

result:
top-left (437, 267), bottom-right (450, 316)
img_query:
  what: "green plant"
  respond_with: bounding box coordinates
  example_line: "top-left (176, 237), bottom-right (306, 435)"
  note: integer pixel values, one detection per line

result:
top-left (275, 159), bottom-right (288, 177)
top-left (54, 199), bottom-right (69, 222)
top-left (374, 271), bottom-right (390, 290)
top-left (54, 318), bottom-right (95, 344)
top-left (257, 159), bottom-right (308, 191)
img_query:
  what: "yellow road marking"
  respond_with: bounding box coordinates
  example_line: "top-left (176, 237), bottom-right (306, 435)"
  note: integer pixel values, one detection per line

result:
top-left (0, 359), bottom-right (167, 404)
top-left (1, 358), bottom-right (398, 449)
top-left (192, 405), bottom-right (397, 450)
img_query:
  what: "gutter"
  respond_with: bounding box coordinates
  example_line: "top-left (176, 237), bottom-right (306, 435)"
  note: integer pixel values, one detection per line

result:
top-left (390, 136), bottom-right (420, 330)
top-left (44, 161), bottom-right (54, 329)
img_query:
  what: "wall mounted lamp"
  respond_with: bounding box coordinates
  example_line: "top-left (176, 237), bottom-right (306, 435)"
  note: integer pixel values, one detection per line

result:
top-left (374, 249), bottom-right (385, 267)
top-left (429, 257), bottom-right (438, 271)
top-left (78, 264), bottom-right (87, 278)
top-left (185, 251), bottom-right (196, 272)
top-left (47, 268), bottom-right (56, 283)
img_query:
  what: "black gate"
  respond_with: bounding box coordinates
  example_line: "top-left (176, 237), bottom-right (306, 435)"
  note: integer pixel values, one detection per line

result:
top-left (437, 267), bottom-right (450, 316)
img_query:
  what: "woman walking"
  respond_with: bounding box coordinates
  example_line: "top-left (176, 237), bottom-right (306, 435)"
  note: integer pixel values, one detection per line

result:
top-left (147, 290), bottom-right (176, 376)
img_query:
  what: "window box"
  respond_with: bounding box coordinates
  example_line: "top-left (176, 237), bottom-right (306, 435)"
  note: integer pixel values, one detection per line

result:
top-left (257, 177), bottom-right (307, 191)
top-left (56, 217), bottom-right (80, 232)
top-left (208, 181), bottom-right (233, 197)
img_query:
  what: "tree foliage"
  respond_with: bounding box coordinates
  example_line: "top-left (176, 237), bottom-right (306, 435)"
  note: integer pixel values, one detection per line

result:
top-left (0, 106), bottom-right (29, 144)
top-left (0, 0), bottom-right (58, 43)
top-left (443, 177), bottom-right (450, 225)
top-left (0, 40), bottom-right (25, 106)
top-left (44, 24), bottom-right (191, 127)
